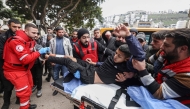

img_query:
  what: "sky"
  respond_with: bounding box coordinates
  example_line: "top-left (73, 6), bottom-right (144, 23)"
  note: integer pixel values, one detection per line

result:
top-left (100, 0), bottom-right (190, 17)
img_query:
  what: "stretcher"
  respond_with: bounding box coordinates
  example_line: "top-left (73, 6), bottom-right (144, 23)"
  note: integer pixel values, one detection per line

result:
top-left (50, 77), bottom-right (81, 108)
top-left (50, 77), bottom-right (141, 109)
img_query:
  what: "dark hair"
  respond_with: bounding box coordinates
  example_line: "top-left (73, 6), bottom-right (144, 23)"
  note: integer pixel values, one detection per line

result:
top-left (94, 28), bottom-right (100, 32)
top-left (151, 30), bottom-right (169, 40)
top-left (165, 28), bottom-right (190, 54)
top-left (25, 23), bottom-right (38, 29)
top-left (8, 18), bottom-right (21, 25)
top-left (118, 44), bottom-right (131, 58)
top-left (73, 29), bottom-right (78, 32)
top-left (47, 26), bottom-right (53, 30)
top-left (55, 26), bottom-right (63, 32)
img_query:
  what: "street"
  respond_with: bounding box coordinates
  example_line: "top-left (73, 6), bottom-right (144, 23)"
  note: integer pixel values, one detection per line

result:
top-left (0, 76), bottom-right (74, 109)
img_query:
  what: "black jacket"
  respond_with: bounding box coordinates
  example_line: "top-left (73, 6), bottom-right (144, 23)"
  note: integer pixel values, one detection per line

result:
top-left (94, 37), bottom-right (106, 61)
top-left (0, 29), bottom-right (15, 60)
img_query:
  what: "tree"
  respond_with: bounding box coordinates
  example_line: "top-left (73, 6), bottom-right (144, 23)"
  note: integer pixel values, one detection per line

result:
top-left (6, 0), bottom-right (105, 32)
top-left (0, 1), bottom-right (13, 19)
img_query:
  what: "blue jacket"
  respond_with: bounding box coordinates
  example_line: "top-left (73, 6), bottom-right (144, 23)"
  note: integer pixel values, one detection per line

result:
top-left (125, 35), bottom-right (146, 73)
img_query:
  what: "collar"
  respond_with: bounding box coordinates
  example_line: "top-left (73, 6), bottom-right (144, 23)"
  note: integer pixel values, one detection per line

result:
top-left (15, 30), bottom-right (33, 42)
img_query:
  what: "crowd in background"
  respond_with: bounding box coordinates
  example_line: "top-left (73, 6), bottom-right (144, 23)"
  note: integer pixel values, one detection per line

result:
top-left (1, 18), bottom-right (190, 109)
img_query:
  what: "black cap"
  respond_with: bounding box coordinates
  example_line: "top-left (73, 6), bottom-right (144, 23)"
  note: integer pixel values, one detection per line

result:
top-left (77, 28), bottom-right (89, 39)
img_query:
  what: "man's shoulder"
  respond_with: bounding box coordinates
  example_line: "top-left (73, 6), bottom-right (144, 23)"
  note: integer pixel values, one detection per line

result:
top-left (143, 44), bottom-right (149, 51)
top-left (92, 40), bottom-right (99, 45)
top-left (0, 32), bottom-right (6, 39)
top-left (0, 30), bottom-right (10, 39)
top-left (63, 37), bottom-right (70, 41)
top-left (64, 37), bottom-right (72, 44)
top-left (5, 37), bottom-right (22, 46)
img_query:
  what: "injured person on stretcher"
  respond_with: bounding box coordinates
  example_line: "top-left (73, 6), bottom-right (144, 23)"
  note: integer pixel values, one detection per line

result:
top-left (45, 25), bottom-right (146, 84)
top-left (45, 44), bottom-right (141, 84)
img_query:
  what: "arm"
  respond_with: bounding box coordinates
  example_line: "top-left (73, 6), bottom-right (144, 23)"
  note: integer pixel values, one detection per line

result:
top-left (96, 62), bottom-right (104, 67)
top-left (72, 46), bottom-right (81, 59)
top-left (114, 24), bottom-right (145, 61)
top-left (10, 40), bottom-right (40, 65)
top-left (148, 49), bottom-right (163, 64)
top-left (86, 58), bottom-right (104, 66)
top-left (125, 35), bottom-right (145, 61)
top-left (96, 40), bottom-right (114, 56)
top-left (132, 59), bottom-right (190, 99)
top-left (47, 56), bottom-right (66, 65)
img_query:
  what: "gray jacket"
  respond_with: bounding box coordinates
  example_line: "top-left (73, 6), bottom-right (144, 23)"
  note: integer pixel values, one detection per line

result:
top-left (50, 36), bottom-right (73, 56)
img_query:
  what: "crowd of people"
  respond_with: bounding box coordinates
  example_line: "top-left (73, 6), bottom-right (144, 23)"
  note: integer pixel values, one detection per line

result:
top-left (0, 18), bottom-right (190, 109)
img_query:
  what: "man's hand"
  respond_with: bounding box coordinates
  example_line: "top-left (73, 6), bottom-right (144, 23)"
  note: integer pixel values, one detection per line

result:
top-left (115, 72), bottom-right (135, 82)
top-left (45, 54), bottom-right (56, 59)
top-left (51, 63), bottom-right (55, 66)
top-left (41, 60), bottom-right (46, 65)
top-left (45, 54), bottom-right (50, 59)
top-left (112, 30), bottom-right (120, 37)
top-left (49, 54), bottom-right (56, 57)
top-left (38, 47), bottom-right (50, 54)
top-left (155, 49), bottom-right (163, 58)
top-left (45, 54), bottom-right (55, 66)
top-left (115, 73), bottom-right (126, 82)
top-left (132, 59), bottom-right (146, 71)
top-left (114, 24), bottom-right (131, 37)
top-left (86, 58), bottom-right (96, 65)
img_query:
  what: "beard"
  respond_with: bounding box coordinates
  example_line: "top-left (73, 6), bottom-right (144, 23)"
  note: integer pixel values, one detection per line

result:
top-left (81, 41), bottom-right (89, 48)
top-left (115, 41), bottom-right (126, 48)
top-left (163, 47), bottom-right (179, 63)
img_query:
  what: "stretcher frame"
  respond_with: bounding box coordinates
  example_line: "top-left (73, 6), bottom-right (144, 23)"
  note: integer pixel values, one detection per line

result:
top-left (50, 78), bottom-right (106, 109)
top-left (50, 82), bottom-right (81, 107)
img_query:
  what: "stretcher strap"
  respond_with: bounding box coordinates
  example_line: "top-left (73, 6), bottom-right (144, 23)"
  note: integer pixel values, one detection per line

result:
top-left (108, 88), bottom-right (125, 109)
top-left (126, 92), bottom-right (141, 107)
top-left (108, 88), bottom-right (140, 109)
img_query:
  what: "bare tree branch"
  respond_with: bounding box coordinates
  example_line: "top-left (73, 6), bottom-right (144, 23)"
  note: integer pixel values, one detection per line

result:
top-left (31, 0), bottom-right (38, 20)
top-left (24, 0), bottom-right (37, 21)
top-left (40, 0), bottom-right (49, 25)
top-left (24, 0), bottom-right (31, 10)
top-left (52, 0), bottom-right (81, 27)
top-left (57, 0), bottom-right (73, 16)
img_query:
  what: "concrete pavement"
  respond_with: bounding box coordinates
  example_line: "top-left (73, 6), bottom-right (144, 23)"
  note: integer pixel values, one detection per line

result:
top-left (0, 76), bottom-right (74, 109)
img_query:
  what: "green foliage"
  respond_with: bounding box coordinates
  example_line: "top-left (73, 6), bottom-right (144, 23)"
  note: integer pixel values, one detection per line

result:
top-left (64, 0), bottom-right (104, 32)
top-left (0, 1), bottom-right (13, 19)
top-left (6, 0), bottom-right (105, 32)
top-left (148, 13), bottom-right (188, 26)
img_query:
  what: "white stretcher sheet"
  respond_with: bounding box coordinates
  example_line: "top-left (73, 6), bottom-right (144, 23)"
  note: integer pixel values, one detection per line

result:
top-left (71, 84), bottom-right (142, 109)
